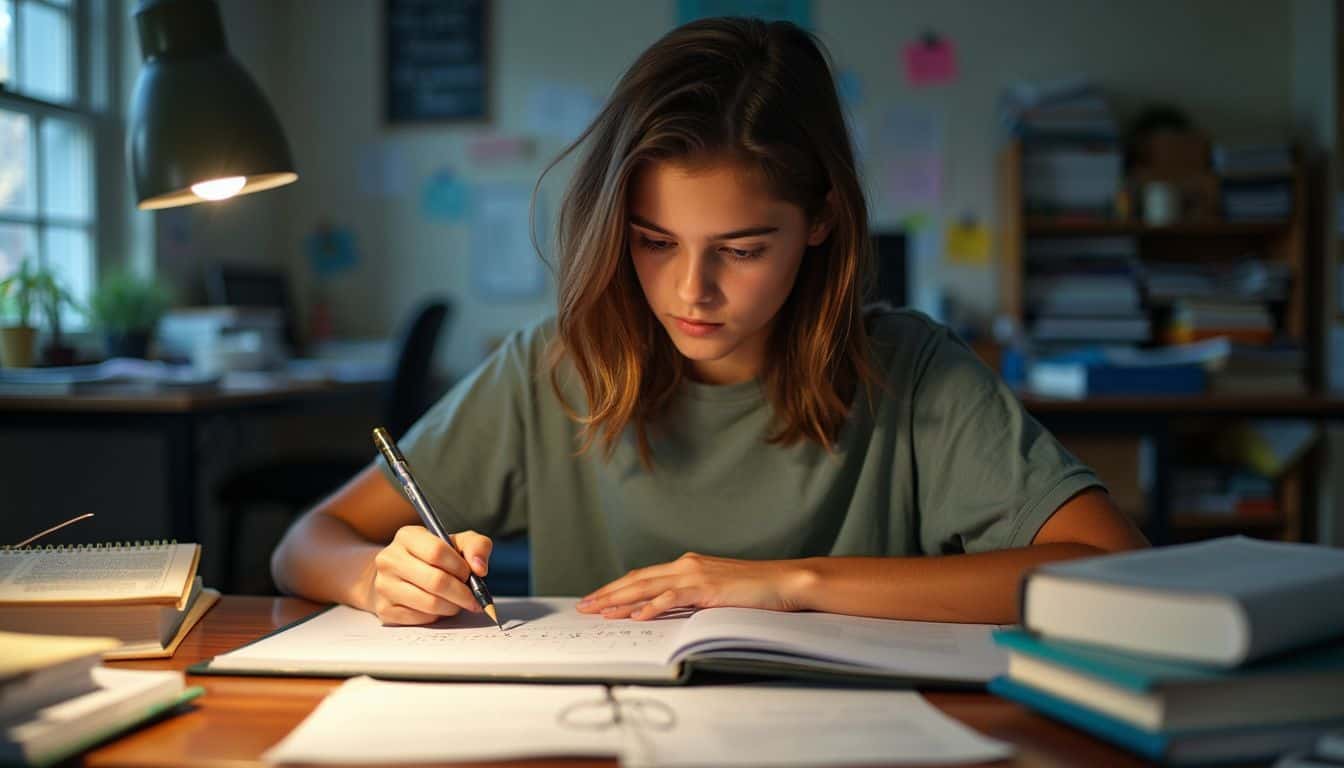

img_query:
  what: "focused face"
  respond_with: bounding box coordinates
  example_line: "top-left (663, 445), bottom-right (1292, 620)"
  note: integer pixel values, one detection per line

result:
top-left (627, 159), bottom-right (831, 385)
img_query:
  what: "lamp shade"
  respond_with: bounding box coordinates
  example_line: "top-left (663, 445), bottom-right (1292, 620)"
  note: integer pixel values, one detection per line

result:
top-left (128, 0), bottom-right (297, 210)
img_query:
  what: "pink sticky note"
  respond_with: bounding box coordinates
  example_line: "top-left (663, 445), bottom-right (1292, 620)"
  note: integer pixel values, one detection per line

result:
top-left (903, 39), bottom-right (958, 88)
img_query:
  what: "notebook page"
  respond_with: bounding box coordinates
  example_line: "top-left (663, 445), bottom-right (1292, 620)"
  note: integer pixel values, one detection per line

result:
top-left (675, 607), bottom-right (1007, 683)
top-left (264, 678), bottom-right (620, 764)
top-left (263, 678), bottom-right (1014, 766)
top-left (0, 543), bottom-right (198, 606)
top-left (614, 685), bottom-right (1014, 766)
top-left (209, 597), bottom-right (689, 680)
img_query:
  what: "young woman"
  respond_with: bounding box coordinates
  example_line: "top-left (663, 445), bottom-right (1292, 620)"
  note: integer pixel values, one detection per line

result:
top-left (271, 17), bottom-right (1147, 627)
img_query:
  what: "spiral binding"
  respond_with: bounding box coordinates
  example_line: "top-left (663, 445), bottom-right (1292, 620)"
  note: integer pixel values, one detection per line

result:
top-left (0, 539), bottom-right (178, 552)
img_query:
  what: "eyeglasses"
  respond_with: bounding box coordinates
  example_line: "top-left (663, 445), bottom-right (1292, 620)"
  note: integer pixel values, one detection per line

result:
top-left (556, 687), bottom-right (677, 765)
top-left (556, 687), bottom-right (676, 732)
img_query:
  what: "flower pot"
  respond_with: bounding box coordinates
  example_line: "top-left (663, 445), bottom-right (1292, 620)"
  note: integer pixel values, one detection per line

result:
top-left (0, 326), bottom-right (37, 368)
top-left (105, 330), bottom-right (152, 359)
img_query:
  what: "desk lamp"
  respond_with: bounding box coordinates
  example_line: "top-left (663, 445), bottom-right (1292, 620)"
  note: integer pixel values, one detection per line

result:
top-left (127, 0), bottom-right (297, 210)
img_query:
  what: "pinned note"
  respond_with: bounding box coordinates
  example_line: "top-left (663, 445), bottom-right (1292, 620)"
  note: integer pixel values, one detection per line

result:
top-left (305, 225), bottom-right (359, 277)
top-left (903, 34), bottom-right (958, 88)
top-left (879, 105), bottom-right (944, 219)
top-left (944, 218), bottom-right (991, 266)
top-left (467, 135), bottom-right (535, 166)
top-left (835, 70), bottom-right (864, 108)
top-left (526, 82), bottom-right (602, 143)
top-left (421, 168), bottom-right (470, 222)
top-left (471, 184), bottom-right (547, 300)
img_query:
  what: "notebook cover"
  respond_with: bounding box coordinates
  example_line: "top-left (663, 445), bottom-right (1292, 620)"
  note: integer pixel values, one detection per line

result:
top-left (990, 676), bottom-right (1343, 765)
top-left (103, 589), bottom-right (220, 661)
top-left (992, 628), bottom-right (1344, 693)
top-left (26, 686), bottom-right (204, 768)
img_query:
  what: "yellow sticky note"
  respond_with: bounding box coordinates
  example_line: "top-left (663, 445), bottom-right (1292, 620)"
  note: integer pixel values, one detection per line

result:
top-left (945, 221), bottom-right (991, 266)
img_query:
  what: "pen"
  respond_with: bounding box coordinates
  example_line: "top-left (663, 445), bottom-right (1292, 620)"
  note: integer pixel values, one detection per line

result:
top-left (372, 427), bottom-right (502, 631)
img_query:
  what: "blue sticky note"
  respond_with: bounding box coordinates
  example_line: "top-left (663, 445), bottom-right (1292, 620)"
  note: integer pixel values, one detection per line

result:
top-left (422, 169), bottom-right (470, 222)
top-left (836, 70), bottom-right (863, 108)
top-left (306, 229), bottom-right (358, 277)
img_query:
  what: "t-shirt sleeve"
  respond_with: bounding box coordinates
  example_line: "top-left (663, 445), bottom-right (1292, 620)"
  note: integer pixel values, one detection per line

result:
top-left (376, 327), bottom-right (538, 539)
top-left (910, 326), bottom-right (1103, 555)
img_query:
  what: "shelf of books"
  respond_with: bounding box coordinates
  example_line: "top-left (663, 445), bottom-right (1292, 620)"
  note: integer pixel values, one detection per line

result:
top-left (996, 82), bottom-right (1320, 543)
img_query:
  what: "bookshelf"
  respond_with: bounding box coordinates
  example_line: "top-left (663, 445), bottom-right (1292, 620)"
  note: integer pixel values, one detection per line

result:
top-left (997, 140), bottom-right (1324, 544)
top-left (998, 141), bottom-right (1313, 347)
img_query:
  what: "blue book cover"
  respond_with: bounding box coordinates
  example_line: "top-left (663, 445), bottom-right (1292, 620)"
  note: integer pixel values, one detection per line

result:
top-left (1086, 363), bottom-right (1205, 395)
top-left (989, 676), bottom-right (1167, 760)
top-left (989, 676), bottom-right (1340, 765)
top-left (992, 629), bottom-right (1344, 693)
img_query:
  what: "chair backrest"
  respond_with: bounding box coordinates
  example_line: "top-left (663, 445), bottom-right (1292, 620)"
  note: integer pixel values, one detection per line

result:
top-left (382, 299), bottom-right (451, 439)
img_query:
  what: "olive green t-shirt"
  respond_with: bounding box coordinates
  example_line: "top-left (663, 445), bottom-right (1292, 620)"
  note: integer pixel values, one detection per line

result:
top-left (387, 309), bottom-right (1102, 596)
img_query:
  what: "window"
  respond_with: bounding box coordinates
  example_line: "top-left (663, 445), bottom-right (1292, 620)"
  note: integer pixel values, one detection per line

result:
top-left (0, 0), bottom-right (96, 331)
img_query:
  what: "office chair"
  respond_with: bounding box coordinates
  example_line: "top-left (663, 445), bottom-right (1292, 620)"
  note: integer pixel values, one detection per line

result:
top-left (217, 299), bottom-right (451, 593)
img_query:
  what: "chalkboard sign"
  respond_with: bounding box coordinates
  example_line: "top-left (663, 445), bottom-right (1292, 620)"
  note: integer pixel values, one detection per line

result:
top-left (385, 0), bottom-right (489, 122)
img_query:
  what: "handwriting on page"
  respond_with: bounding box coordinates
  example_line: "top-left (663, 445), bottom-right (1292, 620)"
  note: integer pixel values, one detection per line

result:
top-left (369, 624), bottom-right (666, 654)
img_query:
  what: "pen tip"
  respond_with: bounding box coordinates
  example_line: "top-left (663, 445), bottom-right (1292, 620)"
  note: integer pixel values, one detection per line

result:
top-left (484, 604), bottom-right (501, 630)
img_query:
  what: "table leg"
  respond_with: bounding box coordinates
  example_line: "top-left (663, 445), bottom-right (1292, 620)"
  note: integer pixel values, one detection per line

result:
top-left (1144, 424), bottom-right (1172, 545)
top-left (165, 414), bottom-right (198, 542)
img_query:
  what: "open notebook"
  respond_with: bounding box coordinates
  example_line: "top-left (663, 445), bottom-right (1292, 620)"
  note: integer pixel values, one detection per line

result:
top-left (198, 597), bottom-right (1006, 686)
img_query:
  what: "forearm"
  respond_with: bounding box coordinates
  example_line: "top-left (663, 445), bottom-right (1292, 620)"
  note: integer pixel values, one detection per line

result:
top-left (270, 511), bottom-right (381, 609)
top-left (788, 543), bottom-right (1105, 624)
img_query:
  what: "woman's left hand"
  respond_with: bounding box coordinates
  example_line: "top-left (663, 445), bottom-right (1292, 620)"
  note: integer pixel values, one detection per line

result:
top-left (576, 553), bottom-right (815, 620)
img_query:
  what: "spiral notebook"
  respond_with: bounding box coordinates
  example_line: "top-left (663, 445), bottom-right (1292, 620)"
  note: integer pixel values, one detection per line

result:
top-left (0, 541), bottom-right (216, 658)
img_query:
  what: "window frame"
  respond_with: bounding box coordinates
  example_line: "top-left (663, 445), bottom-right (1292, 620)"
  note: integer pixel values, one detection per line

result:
top-left (0, 0), bottom-right (113, 333)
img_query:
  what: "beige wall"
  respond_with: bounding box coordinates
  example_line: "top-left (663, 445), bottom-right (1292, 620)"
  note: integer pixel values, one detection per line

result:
top-left (165, 0), bottom-right (1299, 377)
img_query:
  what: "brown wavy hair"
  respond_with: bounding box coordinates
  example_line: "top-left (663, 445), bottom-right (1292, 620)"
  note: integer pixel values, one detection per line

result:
top-left (537, 17), bottom-right (879, 466)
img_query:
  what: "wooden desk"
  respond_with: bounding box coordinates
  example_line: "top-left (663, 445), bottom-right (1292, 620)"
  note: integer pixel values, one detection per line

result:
top-left (92, 595), bottom-right (1156, 768)
top-left (0, 379), bottom-right (380, 542)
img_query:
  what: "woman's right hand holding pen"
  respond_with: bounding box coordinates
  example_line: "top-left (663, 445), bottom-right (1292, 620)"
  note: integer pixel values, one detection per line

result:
top-left (360, 526), bottom-right (494, 626)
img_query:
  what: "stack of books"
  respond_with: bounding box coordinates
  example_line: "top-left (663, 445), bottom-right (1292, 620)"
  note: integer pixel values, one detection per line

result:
top-left (1001, 77), bottom-right (1121, 217)
top-left (1170, 466), bottom-right (1278, 521)
top-left (1165, 298), bottom-right (1275, 345)
top-left (1, 630), bottom-right (201, 765)
top-left (1213, 145), bottom-right (1294, 177)
top-left (1208, 342), bottom-right (1305, 395)
top-left (0, 541), bottom-right (218, 659)
top-left (1025, 339), bottom-right (1232, 398)
top-left (1021, 144), bottom-right (1124, 217)
top-left (991, 537), bottom-right (1344, 765)
top-left (1025, 237), bottom-right (1148, 346)
top-left (1145, 259), bottom-right (1291, 306)
top-left (1214, 143), bottom-right (1295, 222)
top-left (998, 76), bottom-right (1118, 141)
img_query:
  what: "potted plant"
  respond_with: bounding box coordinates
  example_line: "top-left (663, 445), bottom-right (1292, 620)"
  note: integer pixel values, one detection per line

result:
top-left (89, 270), bottom-right (172, 359)
top-left (0, 261), bottom-right (82, 368)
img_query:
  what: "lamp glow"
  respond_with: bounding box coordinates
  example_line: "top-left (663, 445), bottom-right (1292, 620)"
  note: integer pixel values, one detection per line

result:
top-left (191, 176), bottom-right (247, 200)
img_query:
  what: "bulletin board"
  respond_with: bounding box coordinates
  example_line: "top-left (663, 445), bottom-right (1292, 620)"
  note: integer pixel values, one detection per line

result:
top-left (385, 0), bottom-right (489, 122)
